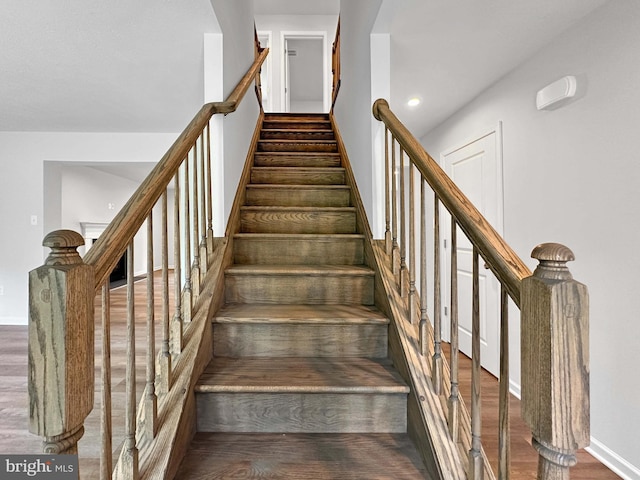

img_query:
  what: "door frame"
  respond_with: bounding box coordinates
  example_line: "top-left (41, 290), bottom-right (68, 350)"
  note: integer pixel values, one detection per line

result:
top-left (280, 31), bottom-right (329, 112)
top-left (438, 122), bottom-right (504, 375)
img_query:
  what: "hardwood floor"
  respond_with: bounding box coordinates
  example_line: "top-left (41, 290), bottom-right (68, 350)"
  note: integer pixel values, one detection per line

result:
top-left (0, 273), bottom-right (620, 479)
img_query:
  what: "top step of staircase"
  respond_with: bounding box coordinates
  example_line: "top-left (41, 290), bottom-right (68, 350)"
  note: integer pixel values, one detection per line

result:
top-left (263, 113), bottom-right (332, 131)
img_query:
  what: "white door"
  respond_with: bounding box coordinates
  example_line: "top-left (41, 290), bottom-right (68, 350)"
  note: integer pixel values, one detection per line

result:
top-left (442, 125), bottom-right (503, 377)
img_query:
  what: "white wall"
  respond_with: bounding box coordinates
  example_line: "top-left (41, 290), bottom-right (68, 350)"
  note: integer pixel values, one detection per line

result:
top-left (210, 0), bottom-right (260, 225)
top-left (0, 132), bottom-right (176, 325)
top-left (59, 164), bottom-right (163, 276)
top-left (420, 1), bottom-right (640, 476)
top-left (254, 15), bottom-right (338, 113)
top-left (334, 0), bottom-right (382, 225)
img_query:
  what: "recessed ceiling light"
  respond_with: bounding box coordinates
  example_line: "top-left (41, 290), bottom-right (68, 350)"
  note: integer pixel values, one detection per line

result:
top-left (407, 97), bottom-right (421, 107)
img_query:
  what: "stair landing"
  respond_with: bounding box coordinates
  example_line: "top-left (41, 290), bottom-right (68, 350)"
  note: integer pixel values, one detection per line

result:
top-left (174, 432), bottom-right (430, 479)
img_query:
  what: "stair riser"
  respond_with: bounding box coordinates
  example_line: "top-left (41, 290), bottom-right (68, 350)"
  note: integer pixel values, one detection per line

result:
top-left (240, 210), bottom-right (356, 234)
top-left (245, 186), bottom-right (351, 207)
top-left (261, 131), bottom-right (334, 141)
top-left (234, 237), bottom-right (363, 264)
top-left (224, 274), bottom-right (374, 305)
top-left (251, 169), bottom-right (345, 185)
top-left (258, 141), bottom-right (338, 153)
top-left (262, 121), bottom-right (331, 130)
top-left (254, 153), bottom-right (341, 167)
top-left (214, 324), bottom-right (387, 357)
top-left (196, 393), bottom-right (407, 433)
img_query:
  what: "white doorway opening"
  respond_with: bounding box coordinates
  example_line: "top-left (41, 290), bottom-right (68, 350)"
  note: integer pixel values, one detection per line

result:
top-left (281, 32), bottom-right (329, 113)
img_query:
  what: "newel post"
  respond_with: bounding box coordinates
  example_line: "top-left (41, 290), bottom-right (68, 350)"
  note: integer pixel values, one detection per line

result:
top-left (521, 243), bottom-right (589, 480)
top-left (28, 230), bottom-right (95, 454)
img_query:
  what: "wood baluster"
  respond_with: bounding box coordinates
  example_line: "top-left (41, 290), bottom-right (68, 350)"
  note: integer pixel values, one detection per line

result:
top-left (28, 230), bottom-right (94, 456)
top-left (172, 172), bottom-right (184, 353)
top-left (117, 241), bottom-right (139, 478)
top-left (144, 213), bottom-right (158, 438)
top-left (469, 246), bottom-right (484, 480)
top-left (384, 127), bottom-right (392, 255)
top-left (432, 196), bottom-right (442, 394)
top-left (183, 158), bottom-right (193, 323)
top-left (391, 136), bottom-right (399, 275)
top-left (521, 243), bottom-right (589, 480)
top-left (206, 122), bottom-right (214, 256)
top-left (499, 285), bottom-right (510, 480)
top-left (408, 161), bottom-right (416, 322)
top-left (159, 190), bottom-right (172, 394)
top-left (399, 149), bottom-right (408, 297)
top-left (199, 132), bottom-right (208, 275)
top-left (100, 283), bottom-right (113, 479)
top-left (448, 219), bottom-right (460, 441)
top-left (191, 145), bottom-right (201, 299)
top-left (99, 283), bottom-right (113, 479)
top-left (419, 177), bottom-right (428, 354)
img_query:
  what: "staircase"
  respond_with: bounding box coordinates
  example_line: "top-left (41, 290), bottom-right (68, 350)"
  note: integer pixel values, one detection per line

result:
top-left (174, 113), bottom-right (430, 479)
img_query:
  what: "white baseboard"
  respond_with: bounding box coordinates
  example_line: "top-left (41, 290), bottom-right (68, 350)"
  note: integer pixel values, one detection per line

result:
top-left (0, 317), bottom-right (27, 325)
top-left (587, 437), bottom-right (640, 479)
top-left (509, 379), bottom-right (521, 399)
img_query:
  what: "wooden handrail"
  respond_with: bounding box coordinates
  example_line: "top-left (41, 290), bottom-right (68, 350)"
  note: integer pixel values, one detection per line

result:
top-left (372, 98), bottom-right (531, 306)
top-left (372, 97), bottom-right (589, 480)
top-left (331, 18), bottom-right (341, 112)
top-left (85, 48), bottom-right (269, 288)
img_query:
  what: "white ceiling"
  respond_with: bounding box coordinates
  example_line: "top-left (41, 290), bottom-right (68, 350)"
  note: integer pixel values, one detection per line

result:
top-left (0, 0), bottom-right (219, 132)
top-left (378, 0), bottom-right (610, 137)
top-left (0, 0), bottom-right (609, 141)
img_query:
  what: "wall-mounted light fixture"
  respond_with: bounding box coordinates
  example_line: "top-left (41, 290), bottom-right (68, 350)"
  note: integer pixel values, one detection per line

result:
top-left (536, 76), bottom-right (577, 110)
top-left (407, 97), bottom-right (421, 107)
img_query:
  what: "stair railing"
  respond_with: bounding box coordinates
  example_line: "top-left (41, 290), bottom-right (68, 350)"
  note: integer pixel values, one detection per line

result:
top-left (372, 99), bottom-right (589, 480)
top-left (331, 17), bottom-right (341, 112)
top-left (28, 48), bottom-right (268, 479)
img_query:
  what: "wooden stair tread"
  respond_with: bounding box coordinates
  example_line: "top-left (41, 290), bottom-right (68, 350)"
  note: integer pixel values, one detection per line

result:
top-left (196, 357), bottom-right (409, 393)
top-left (175, 433), bottom-right (430, 479)
top-left (258, 139), bottom-right (336, 146)
top-left (225, 264), bottom-right (374, 277)
top-left (215, 303), bottom-right (388, 324)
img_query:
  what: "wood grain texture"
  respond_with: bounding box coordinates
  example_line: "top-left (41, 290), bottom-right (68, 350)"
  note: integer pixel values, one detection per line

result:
top-left (245, 184), bottom-right (351, 207)
top-left (197, 392), bottom-right (408, 433)
top-left (175, 433), bottom-right (429, 479)
top-left (251, 166), bottom-right (346, 185)
top-left (213, 323), bottom-right (388, 357)
top-left (254, 151), bottom-right (341, 167)
top-left (28, 239), bottom-right (94, 448)
top-left (224, 264), bottom-right (374, 305)
top-left (260, 129), bottom-right (334, 140)
top-left (214, 303), bottom-right (388, 324)
top-left (257, 139), bottom-right (338, 153)
top-left (240, 206), bottom-right (356, 234)
top-left (233, 233), bottom-right (363, 264)
top-left (521, 246), bottom-right (589, 480)
top-left (196, 357), bottom-right (408, 392)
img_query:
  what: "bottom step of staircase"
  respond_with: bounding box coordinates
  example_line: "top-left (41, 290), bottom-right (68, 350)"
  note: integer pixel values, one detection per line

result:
top-left (174, 432), bottom-right (430, 479)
